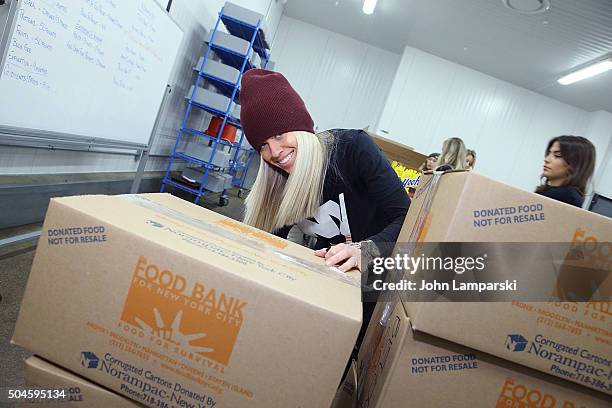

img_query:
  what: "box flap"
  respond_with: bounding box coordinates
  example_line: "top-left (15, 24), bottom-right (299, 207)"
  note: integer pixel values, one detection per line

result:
top-left (45, 194), bottom-right (361, 322)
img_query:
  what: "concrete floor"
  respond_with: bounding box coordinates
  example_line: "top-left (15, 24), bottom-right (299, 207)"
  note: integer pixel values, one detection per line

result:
top-left (0, 187), bottom-right (304, 398)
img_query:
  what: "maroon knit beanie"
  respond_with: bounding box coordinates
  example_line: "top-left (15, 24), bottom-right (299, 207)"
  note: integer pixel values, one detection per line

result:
top-left (239, 69), bottom-right (314, 152)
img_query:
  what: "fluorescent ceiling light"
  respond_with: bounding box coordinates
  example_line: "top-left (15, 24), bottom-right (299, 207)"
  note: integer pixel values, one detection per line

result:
top-left (558, 58), bottom-right (612, 85)
top-left (362, 0), bottom-right (378, 15)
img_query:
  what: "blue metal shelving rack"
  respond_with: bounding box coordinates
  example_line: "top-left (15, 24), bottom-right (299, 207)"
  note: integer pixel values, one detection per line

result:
top-left (160, 3), bottom-right (270, 205)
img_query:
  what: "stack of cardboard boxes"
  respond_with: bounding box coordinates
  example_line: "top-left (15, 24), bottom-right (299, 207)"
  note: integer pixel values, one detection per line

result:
top-left (12, 193), bottom-right (362, 407)
top-left (19, 356), bottom-right (144, 408)
top-left (356, 171), bottom-right (611, 407)
top-left (11, 171), bottom-right (610, 407)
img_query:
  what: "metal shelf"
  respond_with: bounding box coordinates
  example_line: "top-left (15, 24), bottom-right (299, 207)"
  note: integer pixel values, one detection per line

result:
top-left (162, 178), bottom-right (201, 195)
top-left (209, 43), bottom-right (255, 71)
top-left (174, 152), bottom-right (231, 169)
top-left (181, 127), bottom-right (240, 146)
top-left (161, 2), bottom-right (267, 204)
top-left (221, 13), bottom-right (269, 61)
top-left (187, 101), bottom-right (241, 127)
top-left (200, 72), bottom-right (240, 100)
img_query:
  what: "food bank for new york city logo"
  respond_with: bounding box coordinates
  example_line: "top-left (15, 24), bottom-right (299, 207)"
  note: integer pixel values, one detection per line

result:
top-left (496, 377), bottom-right (579, 408)
top-left (120, 256), bottom-right (247, 366)
top-left (558, 228), bottom-right (612, 301)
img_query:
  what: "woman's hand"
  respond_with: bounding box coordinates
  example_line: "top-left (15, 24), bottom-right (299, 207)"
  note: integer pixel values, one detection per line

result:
top-left (314, 243), bottom-right (361, 272)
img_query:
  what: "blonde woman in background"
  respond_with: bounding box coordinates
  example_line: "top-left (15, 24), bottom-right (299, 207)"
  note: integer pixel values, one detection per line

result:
top-left (435, 137), bottom-right (467, 171)
top-left (466, 149), bottom-right (476, 170)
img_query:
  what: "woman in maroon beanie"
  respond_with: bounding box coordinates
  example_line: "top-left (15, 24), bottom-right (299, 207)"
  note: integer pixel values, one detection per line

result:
top-left (240, 69), bottom-right (410, 354)
top-left (240, 69), bottom-right (410, 272)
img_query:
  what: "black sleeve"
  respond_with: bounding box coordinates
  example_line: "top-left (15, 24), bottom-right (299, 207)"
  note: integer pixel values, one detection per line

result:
top-left (435, 164), bottom-right (453, 172)
top-left (313, 235), bottom-right (331, 251)
top-left (538, 187), bottom-right (584, 208)
top-left (353, 131), bottom-right (411, 255)
top-left (273, 225), bottom-right (292, 239)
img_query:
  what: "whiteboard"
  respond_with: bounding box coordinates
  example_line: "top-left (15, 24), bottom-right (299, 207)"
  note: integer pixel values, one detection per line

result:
top-left (0, 0), bottom-right (183, 146)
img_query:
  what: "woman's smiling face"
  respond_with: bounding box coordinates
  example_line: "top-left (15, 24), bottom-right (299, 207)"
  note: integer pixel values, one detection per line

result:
top-left (260, 131), bottom-right (298, 173)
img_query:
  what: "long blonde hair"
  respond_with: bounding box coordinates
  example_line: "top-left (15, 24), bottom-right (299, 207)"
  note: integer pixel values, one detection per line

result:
top-left (244, 131), bottom-right (333, 232)
top-left (437, 137), bottom-right (467, 170)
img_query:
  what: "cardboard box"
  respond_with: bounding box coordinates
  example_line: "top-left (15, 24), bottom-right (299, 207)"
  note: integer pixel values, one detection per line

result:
top-left (19, 356), bottom-right (143, 407)
top-left (365, 131), bottom-right (428, 170)
top-left (395, 171), bottom-right (612, 394)
top-left (331, 360), bottom-right (357, 408)
top-left (12, 193), bottom-right (361, 408)
top-left (357, 301), bottom-right (611, 408)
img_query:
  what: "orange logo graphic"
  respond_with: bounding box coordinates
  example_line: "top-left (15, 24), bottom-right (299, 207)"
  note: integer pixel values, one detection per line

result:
top-left (496, 378), bottom-right (582, 408)
top-left (570, 229), bottom-right (611, 267)
top-left (554, 229), bottom-right (611, 301)
top-left (121, 256), bottom-right (246, 366)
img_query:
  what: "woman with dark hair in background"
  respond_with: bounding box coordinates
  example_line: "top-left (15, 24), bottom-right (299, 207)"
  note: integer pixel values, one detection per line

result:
top-left (418, 153), bottom-right (440, 172)
top-left (535, 135), bottom-right (595, 208)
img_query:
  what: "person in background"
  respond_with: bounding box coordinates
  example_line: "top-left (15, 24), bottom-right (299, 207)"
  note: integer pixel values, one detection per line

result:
top-left (435, 137), bottom-right (467, 171)
top-left (466, 149), bottom-right (476, 170)
top-left (535, 136), bottom-right (595, 208)
top-left (418, 153), bottom-right (440, 172)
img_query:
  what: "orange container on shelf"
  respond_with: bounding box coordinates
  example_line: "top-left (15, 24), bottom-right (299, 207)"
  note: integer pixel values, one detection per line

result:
top-left (205, 116), bottom-right (237, 143)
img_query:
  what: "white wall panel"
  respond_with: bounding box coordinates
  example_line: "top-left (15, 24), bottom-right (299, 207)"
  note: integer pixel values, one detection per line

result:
top-left (475, 83), bottom-right (538, 187)
top-left (377, 46), bottom-right (612, 194)
top-left (272, 17), bottom-right (329, 106)
top-left (588, 111), bottom-right (612, 198)
top-left (272, 16), bottom-right (400, 132)
top-left (375, 48), bottom-right (415, 136)
top-left (342, 46), bottom-right (399, 131)
top-left (381, 48), bottom-right (457, 153)
top-left (308, 34), bottom-right (368, 131)
top-left (595, 140), bottom-right (612, 198)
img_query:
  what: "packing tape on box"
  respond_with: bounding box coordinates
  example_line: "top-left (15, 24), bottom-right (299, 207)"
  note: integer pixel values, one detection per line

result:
top-left (409, 171), bottom-right (443, 243)
top-left (120, 195), bottom-right (360, 287)
top-left (356, 301), bottom-right (395, 401)
top-left (383, 171), bottom-right (444, 285)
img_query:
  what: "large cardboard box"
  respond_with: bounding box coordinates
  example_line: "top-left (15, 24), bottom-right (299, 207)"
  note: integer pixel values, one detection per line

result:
top-left (19, 356), bottom-right (143, 407)
top-left (12, 193), bottom-right (362, 408)
top-left (357, 301), bottom-right (611, 408)
top-left (395, 171), bottom-right (612, 395)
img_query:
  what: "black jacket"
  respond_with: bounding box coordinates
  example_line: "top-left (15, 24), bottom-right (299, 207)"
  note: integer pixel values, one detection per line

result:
top-left (277, 129), bottom-right (410, 255)
top-left (537, 186), bottom-right (584, 208)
